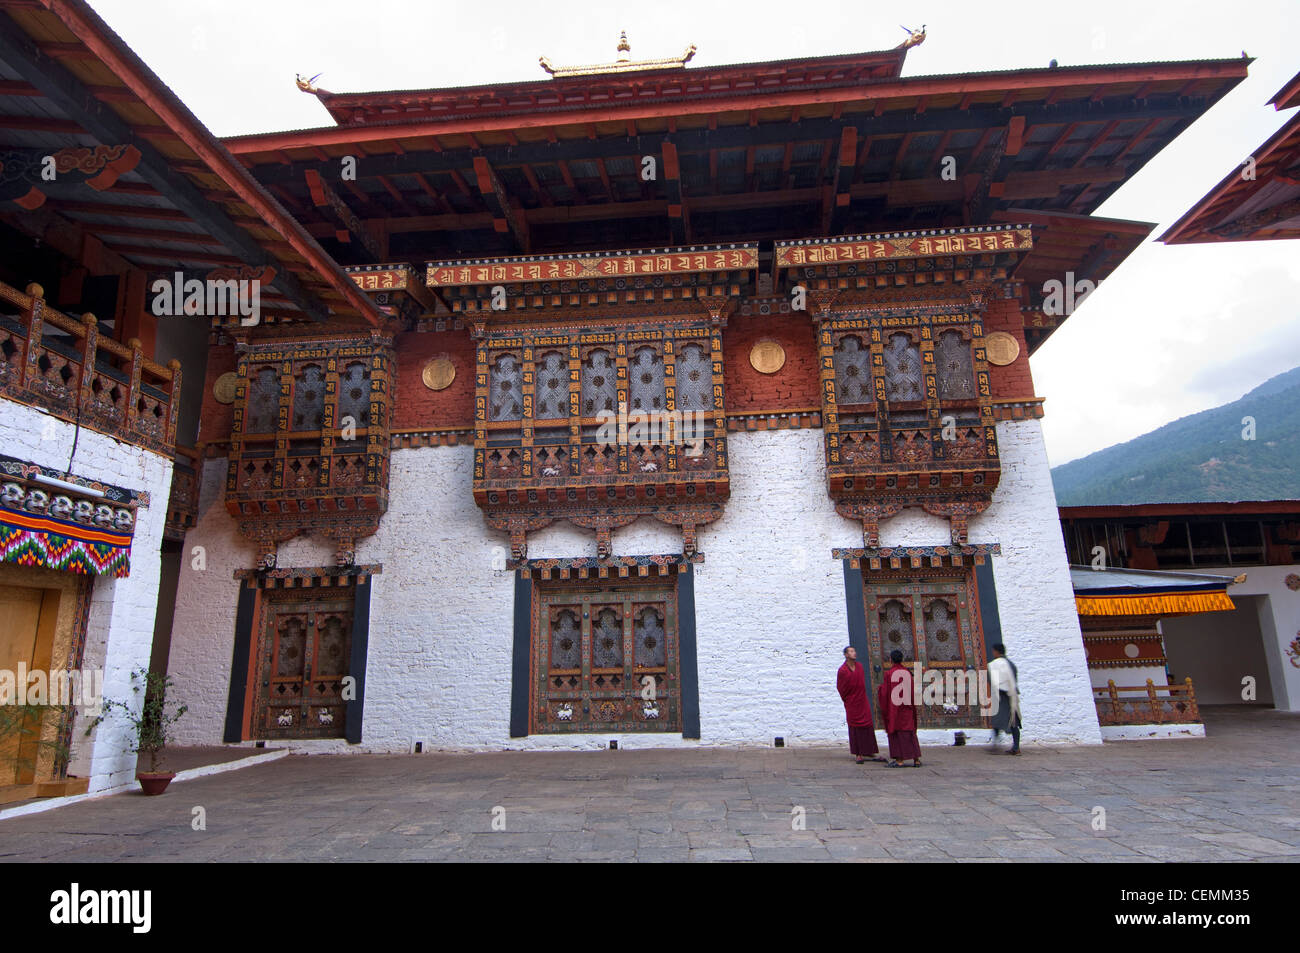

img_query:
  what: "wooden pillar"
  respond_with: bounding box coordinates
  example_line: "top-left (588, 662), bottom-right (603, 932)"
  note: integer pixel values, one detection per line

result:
top-left (116, 269), bottom-right (155, 359)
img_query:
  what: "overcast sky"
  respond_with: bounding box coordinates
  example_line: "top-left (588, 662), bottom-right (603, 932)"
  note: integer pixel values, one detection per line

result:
top-left (90, 0), bottom-right (1300, 466)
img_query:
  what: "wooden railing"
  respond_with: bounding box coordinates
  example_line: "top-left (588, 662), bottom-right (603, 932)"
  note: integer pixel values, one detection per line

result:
top-left (1093, 678), bottom-right (1201, 726)
top-left (0, 281), bottom-right (181, 456)
top-left (164, 444), bottom-right (200, 541)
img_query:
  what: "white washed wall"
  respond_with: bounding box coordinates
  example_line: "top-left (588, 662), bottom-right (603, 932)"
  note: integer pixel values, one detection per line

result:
top-left (0, 400), bottom-right (172, 791)
top-left (165, 417), bottom-right (1101, 753)
top-left (1163, 564), bottom-right (1300, 711)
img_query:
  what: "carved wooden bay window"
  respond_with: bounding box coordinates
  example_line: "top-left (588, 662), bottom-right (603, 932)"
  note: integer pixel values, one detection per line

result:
top-left (225, 331), bottom-right (393, 567)
top-left (472, 315), bottom-right (730, 559)
top-left (818, 303), bottom-right (999, 545)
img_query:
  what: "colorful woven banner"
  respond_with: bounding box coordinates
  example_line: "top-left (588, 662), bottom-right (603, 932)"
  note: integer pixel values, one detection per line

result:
top-left (1075, 590), bottom-right (1233, 617)
top-left (0, 505), bottom-right (131, 577)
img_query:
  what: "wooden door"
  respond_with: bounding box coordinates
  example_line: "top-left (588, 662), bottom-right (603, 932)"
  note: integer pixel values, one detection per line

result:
top-left (253, 589), bottom-right (353, 739)
top-left (532, 584), bottom-right (680, 733)
top-left (0, 586), bottom-right (57, 785)
top-left (863, 569), bottom-right (988, 729)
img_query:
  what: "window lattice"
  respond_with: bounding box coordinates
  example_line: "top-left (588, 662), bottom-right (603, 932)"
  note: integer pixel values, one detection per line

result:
top-left (833, 335), bottom-right (873, 403)
top-left (883, 333), bottom-right (923, 402)
top-left (592, 607), bottom-right (624, 668)
top-left (629, 346), bottom-right (665, 413)
top-left (536, 351), bottom-right (568, 420)
top-left (549, 609), bottom-right (581, 670)
top-left (936, 330), bottom-right (975, 401)
top-left (581, 349), bottom-right (617, 417)
top-left (337, 361), bottom-right (371, 429)
top-left (674, 343), bottom-right (712, 412)
top-left (489, 353), bottom-right (523, 421)
top-left (316, 615), bottom-right (349, 676)
top-left (878, 599), bottom-right (915, 662)
top-left (245, 366), bottom-right (279, 434)
top-left (634, 606), bottom-right (666, 667)
top-left (923, 598), bottom-right (961, 662)
top-left (275, 617), bottom-right (306, 677)
top-left (292, 364), bottom-right (325, 431)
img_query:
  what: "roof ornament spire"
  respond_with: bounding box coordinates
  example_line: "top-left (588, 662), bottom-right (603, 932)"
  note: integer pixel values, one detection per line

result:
top-left (539, 35), bottom-right (697, 78)
top-left (896, 24), bottom-right (926, 50)
top-left (295, 72), bottom-right (324, 94)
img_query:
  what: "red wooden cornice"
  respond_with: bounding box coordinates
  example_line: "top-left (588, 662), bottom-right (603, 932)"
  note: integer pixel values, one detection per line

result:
top-left (225, 59), bottom-right (1251, 156)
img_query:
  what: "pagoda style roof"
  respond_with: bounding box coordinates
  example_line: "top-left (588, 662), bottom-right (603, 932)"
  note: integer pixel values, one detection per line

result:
top-left (0, 0), bottom-right (383, 327)
top-left (1161, 69), bottom-right (1300, 244)
top-left (223, 51), bottom-right (1249, 278)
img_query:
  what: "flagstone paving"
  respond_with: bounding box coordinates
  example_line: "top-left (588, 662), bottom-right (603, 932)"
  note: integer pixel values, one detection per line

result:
top-left (0, 707), bottom-right (1296, 862)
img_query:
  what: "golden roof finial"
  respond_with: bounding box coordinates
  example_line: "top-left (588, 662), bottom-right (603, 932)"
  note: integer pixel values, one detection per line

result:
top-left (295, 72), bottom-right (323, 94)
top-left (540, 37), bottom-right (696, 78)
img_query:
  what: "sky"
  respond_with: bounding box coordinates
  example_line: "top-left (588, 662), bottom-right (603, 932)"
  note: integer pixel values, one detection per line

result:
top-left (88, 0), bottom-right (1300, 466)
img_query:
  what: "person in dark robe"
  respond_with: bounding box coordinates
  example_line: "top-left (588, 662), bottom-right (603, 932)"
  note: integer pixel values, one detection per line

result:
top-left (837, 646), bottom-right (885, 764)
top-left (878, 649), bottom-right (922, 767)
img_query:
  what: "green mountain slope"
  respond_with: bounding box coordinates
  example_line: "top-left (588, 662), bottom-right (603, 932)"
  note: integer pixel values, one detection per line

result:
top-left (1051, 366), bottom-right (1300, 505)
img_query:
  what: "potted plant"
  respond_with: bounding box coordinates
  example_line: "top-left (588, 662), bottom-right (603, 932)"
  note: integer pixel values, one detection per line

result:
top-left (86, 668), bottom-right (188, 795)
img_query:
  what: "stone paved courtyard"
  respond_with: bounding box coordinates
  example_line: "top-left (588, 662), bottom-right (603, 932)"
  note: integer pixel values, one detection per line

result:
top-left (1, 708), bottom-right (1297, 862)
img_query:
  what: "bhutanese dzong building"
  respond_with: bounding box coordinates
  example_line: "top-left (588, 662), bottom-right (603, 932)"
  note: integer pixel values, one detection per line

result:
top-left (0, 1), bottom-right (1256, 789)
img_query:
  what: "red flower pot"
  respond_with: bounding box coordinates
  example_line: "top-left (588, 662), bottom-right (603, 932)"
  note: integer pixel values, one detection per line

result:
top-left (136, 772), bottom-right (175, 796)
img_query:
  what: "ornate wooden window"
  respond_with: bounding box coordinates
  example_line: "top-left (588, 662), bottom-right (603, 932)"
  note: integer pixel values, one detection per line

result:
top-left (862, 567), bottom-right (988, 729)
top-left (532, 580), bottom-right (680, 733)
top-left (581, 348), bottom-right (617, 416)
top-left (471, 317), bottom-right (730, 559)
top-left (291, 363), bottom-right (326, 431)
top-left (628, 345), bottom-right (665, 412)
top-left (251, 585), bottom-right (355, 740)
top-left (227, 331), bottom-right (393, 567)
top-left (935, 330), bottom-right (975, 401)
top-left (244, 366), bottom-right (279, 434)
top-left (535, 350), bottom-right (568, 421)
top-left (674, 342), bottom-right (712, 413)
top-left (817, 303), bottom-right (1000, 545)
top-left (488, 352), bottom-right (523, 421)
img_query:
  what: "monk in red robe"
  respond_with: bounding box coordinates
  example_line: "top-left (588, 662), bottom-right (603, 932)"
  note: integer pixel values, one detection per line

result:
top-left (837, 646), bottom-right (884, 763)
top-left (878, 649), bottom-right (922, 767)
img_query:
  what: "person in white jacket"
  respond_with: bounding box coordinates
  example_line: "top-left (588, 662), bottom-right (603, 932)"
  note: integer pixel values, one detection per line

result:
top-left (986, 643), bottom-right (1021, 754)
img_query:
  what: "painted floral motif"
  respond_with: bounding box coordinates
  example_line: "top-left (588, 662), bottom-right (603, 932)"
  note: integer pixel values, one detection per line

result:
top-left (1285, 574), bottom-right (1300, 591)
top-left (1288, 635), bottom-right (1300, 669)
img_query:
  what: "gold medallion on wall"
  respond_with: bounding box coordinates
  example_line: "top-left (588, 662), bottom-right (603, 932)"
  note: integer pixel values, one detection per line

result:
top-left (422, 356), bottom-right (456, 391)
top-left (749, 338), bottom-right (786, 374)
top-left (213, 372), bottom-right (240, 404)
top-left (983, 331), bottom-right (1021, 366)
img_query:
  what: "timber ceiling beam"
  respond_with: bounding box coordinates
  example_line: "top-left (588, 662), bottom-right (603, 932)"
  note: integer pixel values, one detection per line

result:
top-left (661, 141), bottom-right (689, 245)
top-left (304, 168), bottom-right (387, 260)
top-left (828, 126), bottom-right (857, 234)
top-left (0, 8), bottom-right (337, 323)
top-left (242, 101), bottom-right (1210, 189)
top-left (473, 155), bottom-right (529, 252)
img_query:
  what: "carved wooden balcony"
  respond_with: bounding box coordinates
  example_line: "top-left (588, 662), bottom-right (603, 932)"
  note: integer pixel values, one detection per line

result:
top-left (223, 330), bottom-right (393, 567)
top-left (164, 445), bottom-right (200, 542)
top-left (0, 282), bottom-right (181, 456)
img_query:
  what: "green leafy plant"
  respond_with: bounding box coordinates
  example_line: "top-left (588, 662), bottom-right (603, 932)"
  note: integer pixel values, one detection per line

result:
top-left (0, 703), bottom-right (72, 779)
top-left (85, 669), bottom-right (187, 774)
